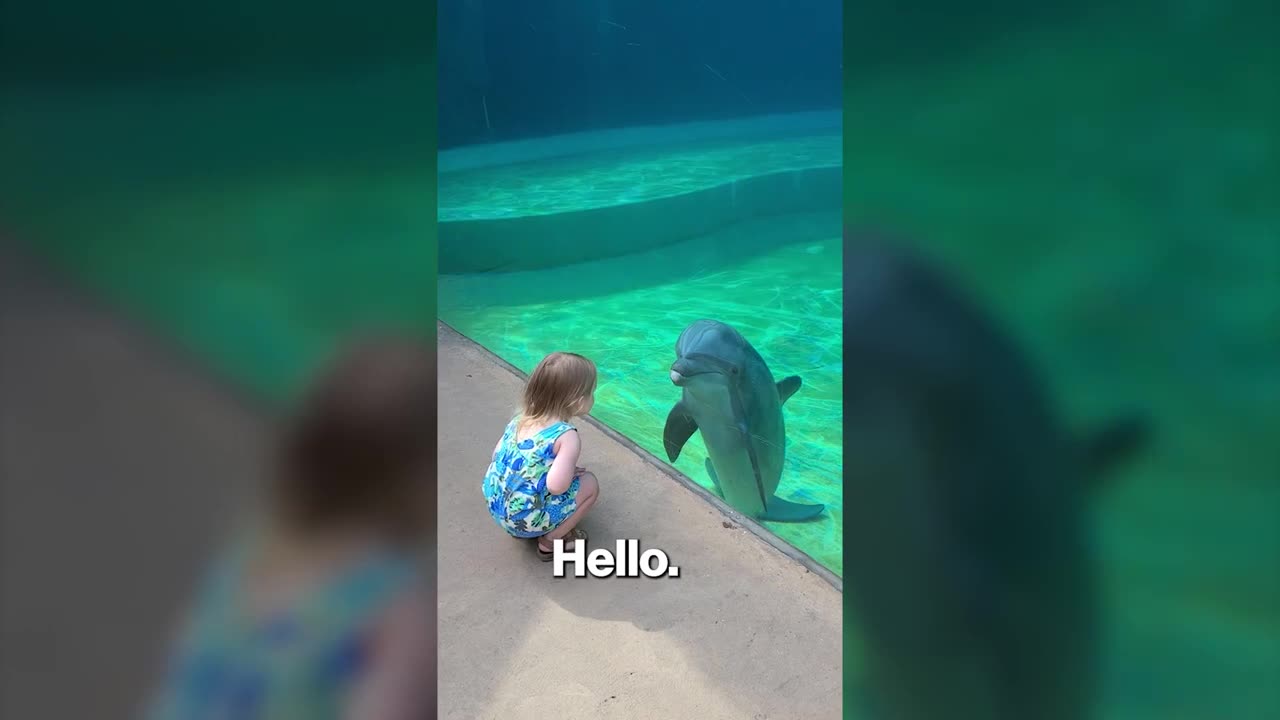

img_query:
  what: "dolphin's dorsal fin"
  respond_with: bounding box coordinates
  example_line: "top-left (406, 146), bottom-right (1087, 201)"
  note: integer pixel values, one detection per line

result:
top-left (776, 375), bottom-right (802, 405)
top-left (1078, 413), bottom-right (1150, 489)
top-left (663, 401), bottom-right (699, 463)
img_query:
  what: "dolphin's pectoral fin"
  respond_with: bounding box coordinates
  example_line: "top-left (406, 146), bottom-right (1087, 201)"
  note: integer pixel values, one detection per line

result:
top-left (703, 457), bottom-right (724, 497)
top-left (776, 375), bottom-right (802, 405)
top-left (758, 496), bottom-right (825, 522)
top-left (1079, 412), bottom-right (1151, 488)
top-left (663, 402), bottom-right (699, 462)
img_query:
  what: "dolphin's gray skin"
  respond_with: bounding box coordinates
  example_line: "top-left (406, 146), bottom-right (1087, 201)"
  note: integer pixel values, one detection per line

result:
top-left (841, 230), bottom-right (1150, 720)
top-left (663, 319), bottom-right (825, 522)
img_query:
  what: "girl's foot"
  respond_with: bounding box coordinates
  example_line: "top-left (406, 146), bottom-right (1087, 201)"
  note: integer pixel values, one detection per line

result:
top-left (537, 528), bottom-right (588, 560)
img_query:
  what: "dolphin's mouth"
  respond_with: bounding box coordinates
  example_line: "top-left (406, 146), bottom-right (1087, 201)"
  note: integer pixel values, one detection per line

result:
top-left (670, 364), bottom-right (714, 386)
top-left (671, 353), bottom-right (737, 386)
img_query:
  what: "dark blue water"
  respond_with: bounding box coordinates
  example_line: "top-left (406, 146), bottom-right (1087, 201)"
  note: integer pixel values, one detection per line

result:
top-left (437, 0), bottom-right (843, 148)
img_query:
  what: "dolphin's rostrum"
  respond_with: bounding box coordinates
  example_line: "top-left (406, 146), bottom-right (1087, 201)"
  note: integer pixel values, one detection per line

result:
top-left (663, 319), bottom-right (825, 523)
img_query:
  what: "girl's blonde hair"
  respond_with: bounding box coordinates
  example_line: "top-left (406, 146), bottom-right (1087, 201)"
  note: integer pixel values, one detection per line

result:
top-left (522, 352), bottom-right (597, 422)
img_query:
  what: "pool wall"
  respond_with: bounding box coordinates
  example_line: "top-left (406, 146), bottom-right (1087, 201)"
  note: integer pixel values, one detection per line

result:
top-left (437, 111), bottom-right (842, 273)
top-left (439, 165), bottom-right (841, 273)
top-left (437, 111), bottom-right (841, 174)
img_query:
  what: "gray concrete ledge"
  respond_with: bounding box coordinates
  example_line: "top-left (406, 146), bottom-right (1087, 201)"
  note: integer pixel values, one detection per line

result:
top-left (437, 321), bottom-right (842, 720)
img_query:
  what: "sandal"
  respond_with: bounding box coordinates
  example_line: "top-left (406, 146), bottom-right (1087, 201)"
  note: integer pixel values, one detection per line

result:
top-left (536, 528), bottom-right (588, 561)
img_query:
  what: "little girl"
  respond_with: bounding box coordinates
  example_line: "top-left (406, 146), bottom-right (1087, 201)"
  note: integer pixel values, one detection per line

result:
top-left (483, 351), bottom-right (601, 560)
top-left (145, 337), bottom-right (436, 719)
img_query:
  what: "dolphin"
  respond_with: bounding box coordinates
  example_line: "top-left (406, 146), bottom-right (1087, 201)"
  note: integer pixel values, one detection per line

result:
top-left (662, 319), bottom-right (825, 522)
top-left (840, 229), bottom-right (1150, 720)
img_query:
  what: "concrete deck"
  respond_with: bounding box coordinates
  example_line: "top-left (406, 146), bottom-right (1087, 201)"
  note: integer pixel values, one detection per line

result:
top-left (437, 322), bottom-right (842, 719)
top-left (0, 247), bottom-right (262, 718)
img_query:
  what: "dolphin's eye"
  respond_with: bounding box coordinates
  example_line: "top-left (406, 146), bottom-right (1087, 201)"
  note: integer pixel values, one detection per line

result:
top-left (731, 367), bottom-right (738, 374)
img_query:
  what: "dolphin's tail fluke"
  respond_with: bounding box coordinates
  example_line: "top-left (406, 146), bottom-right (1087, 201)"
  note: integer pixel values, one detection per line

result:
top-left (759, 497), bottom-right (826, 523)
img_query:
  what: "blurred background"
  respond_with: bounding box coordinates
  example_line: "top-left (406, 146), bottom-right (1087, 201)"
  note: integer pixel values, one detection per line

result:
top-left (0, 1), bottom-right (436, 717)
top-left (843, 0), bottom-right (1277, 718)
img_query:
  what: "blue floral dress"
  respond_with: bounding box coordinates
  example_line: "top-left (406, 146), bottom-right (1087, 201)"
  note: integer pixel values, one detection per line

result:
top-left (144, 532), bottom-right (418, 720)
top-left (483, 416), bottom-right (582, 538)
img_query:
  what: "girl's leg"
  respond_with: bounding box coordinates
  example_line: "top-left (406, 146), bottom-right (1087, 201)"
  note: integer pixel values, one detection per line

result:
top-left (538, 472), bottom-right (599, 552)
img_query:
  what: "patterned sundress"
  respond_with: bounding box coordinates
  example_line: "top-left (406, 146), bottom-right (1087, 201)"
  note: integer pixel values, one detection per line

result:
top-left (144, 532), bottom-right (418, 720)
top-left (483, 416), bottom-right (582, 538)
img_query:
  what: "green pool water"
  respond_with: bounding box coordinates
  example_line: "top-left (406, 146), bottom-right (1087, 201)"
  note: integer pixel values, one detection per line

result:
top-left (439, 133), bottom-right (840, 221)
top-left (440, 215), bottom-right (844, 576)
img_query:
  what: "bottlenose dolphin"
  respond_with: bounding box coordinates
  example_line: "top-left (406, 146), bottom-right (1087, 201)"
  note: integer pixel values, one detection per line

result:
top-left (841, 229), bottom-right (1150, 720)
top-left (663, 319), bottom-right (825, 522)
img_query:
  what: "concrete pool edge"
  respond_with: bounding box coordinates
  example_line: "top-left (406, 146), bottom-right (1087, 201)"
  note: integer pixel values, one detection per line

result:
top-left (438, 319), bottom-right (844, 593)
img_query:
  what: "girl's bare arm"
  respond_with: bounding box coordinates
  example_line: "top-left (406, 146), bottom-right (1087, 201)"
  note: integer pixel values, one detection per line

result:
top-left (545, 430), bottom-right (581, 495)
